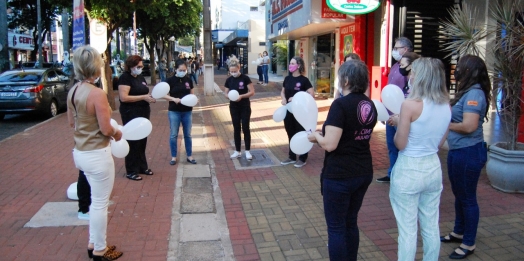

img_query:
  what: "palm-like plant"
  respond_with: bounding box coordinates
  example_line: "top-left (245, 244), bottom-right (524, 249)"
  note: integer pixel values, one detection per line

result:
top-left (440, 0), bottom-right (524, 150)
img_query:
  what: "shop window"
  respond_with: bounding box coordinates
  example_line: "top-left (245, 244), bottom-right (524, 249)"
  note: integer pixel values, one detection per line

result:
top-left (250, 6), bottom-right (258, 11)
top-left (259, 42), bottom-right (266, 46)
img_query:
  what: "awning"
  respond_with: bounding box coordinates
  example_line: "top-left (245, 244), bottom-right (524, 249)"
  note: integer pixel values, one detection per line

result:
top-left (223, 30), bottom-right (249, 46)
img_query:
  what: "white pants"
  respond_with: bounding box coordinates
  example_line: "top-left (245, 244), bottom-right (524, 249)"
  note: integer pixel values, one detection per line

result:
top-left (73, 146), bottom-right (115, 251)
top-left (390, 153), bottom-right (442, 261)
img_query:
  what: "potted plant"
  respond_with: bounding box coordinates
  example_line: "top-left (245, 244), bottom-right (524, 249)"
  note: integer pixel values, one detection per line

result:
top-left (440, 1), bottom-right (524, 193)
top-left (273, 40), bottom-right (288, 76)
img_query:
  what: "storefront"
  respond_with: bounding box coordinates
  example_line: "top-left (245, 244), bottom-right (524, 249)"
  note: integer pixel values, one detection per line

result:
top-left (7, 32), bottom-right (35, 67)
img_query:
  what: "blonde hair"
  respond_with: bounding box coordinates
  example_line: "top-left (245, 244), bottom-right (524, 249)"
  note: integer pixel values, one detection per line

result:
top-left (72, 46), bottom-right (104, 81)
top-left (408, 57), bottom-right (449, 104)
top-left (228, 57), bottom-right (241, 69)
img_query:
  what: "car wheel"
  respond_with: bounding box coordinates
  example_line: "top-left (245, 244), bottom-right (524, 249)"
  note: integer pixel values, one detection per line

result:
top-left (47, 99), bottom-right (58, 118)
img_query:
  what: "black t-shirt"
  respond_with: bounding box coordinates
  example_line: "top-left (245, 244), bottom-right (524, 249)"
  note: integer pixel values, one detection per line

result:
top-left (166, 75), bottom-right (194, 112)
top-left (118, 71), bottom-right (149, 107)
top-left (224, 74), bottom-right (252, 107)
top-left (283, 75), bottom-right (313, 100)
top-left (321, 93), bottom-right (377, 179)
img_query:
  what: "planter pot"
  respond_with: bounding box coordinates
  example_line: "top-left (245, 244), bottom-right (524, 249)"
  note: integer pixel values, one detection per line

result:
top-left (486, 142), bottom-right (524, 193)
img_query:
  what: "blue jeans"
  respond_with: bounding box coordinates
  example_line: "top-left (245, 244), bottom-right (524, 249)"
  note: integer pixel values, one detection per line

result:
top-left (190, 73), bottom-right (198, 84)
top-left (447, 142), bottom-right (487, 246)
top-left (160, 70), bottom-right (166, 82)
top-left (257, 66), bottom-right (263, 82)
top-left (262, 64), bottom-right (269, 84)
top-left (168, 111), bottom-right (193, 157)
top-left (386, 124), bottom-right (399, 177)
top-left (323, 174), bottom-right (372, 261)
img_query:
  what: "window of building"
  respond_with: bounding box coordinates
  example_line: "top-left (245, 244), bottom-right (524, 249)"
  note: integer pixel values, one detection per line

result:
top-left (259, 42), bottom-right (266, 46)
top-left (250, 6), bottom-right (258, 11)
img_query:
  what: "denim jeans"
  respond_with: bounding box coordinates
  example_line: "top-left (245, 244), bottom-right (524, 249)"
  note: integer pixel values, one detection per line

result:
top-left (447, 141), bottom-right (487, 246)
top-left (168, 110), bottom-right (193, 157)
top-left (386, 124), bottom-right (399, 177)
top-left (262, 64), bottom-right (269, 84)
top-left (190, 73), bottom-right (198, 85)
top-left (390, 153), bottom-right (442, 261)
top-left (229, 104), bottom-right (251, 151)
top-left (257, 66), bottom-right (263, 82)
top-left (159, 70), bottom-right (166, 82)
top-left (73, 146), bottom-right (114, 252)
top-left (323, 174), bottom-right (373, 261)
top-left (77, 170), bottom-right (91, 214)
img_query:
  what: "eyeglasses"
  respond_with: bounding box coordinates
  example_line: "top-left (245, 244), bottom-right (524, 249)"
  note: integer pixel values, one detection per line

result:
top-left (393, 46), bottom-right (406, 51)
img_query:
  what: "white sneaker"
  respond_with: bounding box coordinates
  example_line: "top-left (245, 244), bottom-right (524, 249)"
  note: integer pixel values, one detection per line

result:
top-left (230, 151), bottom-right (241, 159)
top-left (78, 212), bottom-right (90, 220)
top-left (245, 151), bottom-right (252, 160)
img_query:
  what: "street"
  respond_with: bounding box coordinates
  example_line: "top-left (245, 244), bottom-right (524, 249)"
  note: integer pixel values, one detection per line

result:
top-left (0, 113), bottom-right (60, 142)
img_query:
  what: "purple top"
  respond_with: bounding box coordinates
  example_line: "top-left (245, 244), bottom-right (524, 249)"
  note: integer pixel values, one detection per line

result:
top-left (388, 63), bottom-right (408, 90)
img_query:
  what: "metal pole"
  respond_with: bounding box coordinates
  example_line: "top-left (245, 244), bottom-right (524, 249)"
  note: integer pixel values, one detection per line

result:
top-left (0, 0), bottom-right (10, 72)
top-left (203, 0), bottom-right (214, 95)
top-left (37, 0), bottom-right (43, 68)
top-left (133, 12), bottom-right (137, 55)
top-left (61, 9), bottom-right (69, 54)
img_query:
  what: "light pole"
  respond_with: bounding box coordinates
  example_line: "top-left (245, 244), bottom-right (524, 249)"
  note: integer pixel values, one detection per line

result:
top-left (0, 0), bottom-right (10, 72)
top-left (203, 0), bottom-right (214, 95)
top-left (37, 0), bottom-right (43, 68)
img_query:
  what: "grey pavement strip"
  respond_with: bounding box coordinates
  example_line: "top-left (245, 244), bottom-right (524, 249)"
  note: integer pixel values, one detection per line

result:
top-left (24, 202), bottom-right (89, 227)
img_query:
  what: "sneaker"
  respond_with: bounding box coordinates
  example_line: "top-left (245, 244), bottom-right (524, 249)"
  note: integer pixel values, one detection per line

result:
top-left (376, 176), bottom-right (390, 183)
top-left (245, 151), bottom-right (252, 160)
top-left (294, 160), bottom-right (307, 168)
top-left (230, 151), bottom-right (241, 159)
top-left (280, 158), bottom-right (296, 165)
top-left (78, 212), bottom-right (90, 220)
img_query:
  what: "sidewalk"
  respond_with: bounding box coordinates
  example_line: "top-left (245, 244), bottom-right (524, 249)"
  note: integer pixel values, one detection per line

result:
top-left (0, 69), bottom-right (523, 261)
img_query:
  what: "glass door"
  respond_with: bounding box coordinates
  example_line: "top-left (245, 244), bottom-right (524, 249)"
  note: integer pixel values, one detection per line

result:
top-left (312, 33), bottom-right (335, 97)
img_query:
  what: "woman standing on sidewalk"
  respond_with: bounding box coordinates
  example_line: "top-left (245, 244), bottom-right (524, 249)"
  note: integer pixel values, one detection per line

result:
top-left (307, 60), bottom-right (377, 260)
top-left (225, 58), bottom-right (255, 160)
top-left (388, 58), bottom-right (451, 261)
top-left (118, 55), bottom-right (156, 181)
top-left (256, 53), bottom-right (263, 84)
top-left (67, 46), bottom-right (123, 261)
top-left (261, 51), bottom-right (270, 85)
top-left (164, 59), bottom-right (197, 165)
top-left (440, 55), bottom-right (490, 259)
top-left (280, 56), bottom-right (314, 168)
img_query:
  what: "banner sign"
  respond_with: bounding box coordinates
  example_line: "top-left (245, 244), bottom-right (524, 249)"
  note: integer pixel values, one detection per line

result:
top-left (72, 0), bottom-right (85, 50)
top-left (175, 45), bottom-right (193, 53)
top-left (321, 0), bottom-right (346, 19)
top-left (326, 0), bottom-right (380, 15)
top-left (7, 32), bottom-right (34, 50)
top-left (339, 23), bottom-right (359, 64)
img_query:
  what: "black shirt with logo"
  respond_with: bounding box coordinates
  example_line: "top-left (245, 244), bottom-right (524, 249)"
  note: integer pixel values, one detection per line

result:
top-left (224, 74), bottom-right (252, 107)
top-left (166, 75), bottom-right (194, 112)
top-left (283, 75), bottom-right (313, 100)
top-left (118, 71), bottom-right (149, 107)
top-left (321, 93), bottom-right (377, 179)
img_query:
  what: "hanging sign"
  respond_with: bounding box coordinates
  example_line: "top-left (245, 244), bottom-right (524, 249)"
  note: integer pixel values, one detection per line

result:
top-left (326, 0), bottom-right (380, 15)
top-left (72, 0), bottom-right (85, 50)
top-left (89, 19), bottom-right (107, 53)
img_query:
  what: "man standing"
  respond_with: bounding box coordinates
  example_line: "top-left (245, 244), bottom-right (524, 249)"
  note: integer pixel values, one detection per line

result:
top-left (190, 59), bottom-right (199, 85)
top-left (376, 37), bottom-right (413, 183)
top-left (159, 59), bottom-right (167, 82)
top-left (169, 59), bottom-right (175, 73)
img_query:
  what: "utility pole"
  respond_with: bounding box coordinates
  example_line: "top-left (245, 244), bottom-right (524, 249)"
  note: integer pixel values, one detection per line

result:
top-left (61, 9), bottom-right (69, 55)
top-left (0, 0), bottom-right (10, 72)
top-left (37, 0), bottom-right (43, 68)
top-left (203, 0), bottom-right (214, 95)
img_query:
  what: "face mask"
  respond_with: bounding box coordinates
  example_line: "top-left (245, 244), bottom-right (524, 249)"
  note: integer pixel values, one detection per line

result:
top-left (288, 64), bottom-right (298, 73)
top-left (392, 50), bottom-right (402, 61)
top-left (131, 67), bottom-right (143, 75)
top-left (399, 66), bottom-right (410, 76)
top-left (264, 54), bottom-right (268, 57)
top-left (176, 71), bottom-right (187, 77)
top-left (230, 72), bottom-right (240, 78)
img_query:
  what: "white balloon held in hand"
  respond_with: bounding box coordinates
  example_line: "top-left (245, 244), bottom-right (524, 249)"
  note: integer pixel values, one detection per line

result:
top-left (181, 94), bottom-right (198, 107)
top-left (151, 82), bottom-right (170, 99)
top-left (228, 90), bottom-right (240, 101)
top-left (121, 117), bottom-right (152, 140)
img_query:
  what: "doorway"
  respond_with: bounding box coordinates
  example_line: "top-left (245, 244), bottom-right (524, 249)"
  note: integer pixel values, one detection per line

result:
top-left (311, 33), bottom-right (335, 98)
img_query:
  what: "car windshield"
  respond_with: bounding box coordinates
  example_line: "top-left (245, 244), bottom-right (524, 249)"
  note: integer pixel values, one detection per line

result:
top-left (0, 72), bottom-right (42, 82)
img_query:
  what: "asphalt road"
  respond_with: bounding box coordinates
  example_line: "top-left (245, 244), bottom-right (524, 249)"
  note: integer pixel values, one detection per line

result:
top-left (0, 113), bottom-right (56, 142)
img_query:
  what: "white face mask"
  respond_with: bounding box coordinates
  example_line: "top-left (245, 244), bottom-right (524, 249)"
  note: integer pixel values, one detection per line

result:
top-left (392, 50), bottom-right (402, 61)
top-left (176, 70), bottom-right (187, 77)
top-left (230, 72), bottom-right (240, 78)
top-left (131, 67), bottom-right (143, 75)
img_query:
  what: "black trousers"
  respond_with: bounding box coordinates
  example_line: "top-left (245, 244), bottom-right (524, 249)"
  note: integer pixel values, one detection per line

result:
top-left (77, 170), bottom-right (91, 213)
top-left (120, 105), bottom-right (151, 174)
top-left (284, 111), bottom-right (308, 161)
top-left (229, 103), bottom-right (251, 151)
top-left (257, 66), bottom-right (263, 82)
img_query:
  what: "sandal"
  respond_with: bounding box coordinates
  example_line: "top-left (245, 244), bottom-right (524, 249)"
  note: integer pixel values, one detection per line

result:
top-left (92, 247), bottom-right (123, 261)
top-left (88, 245), bottom-right (116, 258)
top-left (143, 169), bottom-right (154, 175)
top-left (440, 233), bottom-right (463, 243)
top-left (126, 173), bottom-right (142, 181)
top-left (449, 246), bottom-right (475, 259)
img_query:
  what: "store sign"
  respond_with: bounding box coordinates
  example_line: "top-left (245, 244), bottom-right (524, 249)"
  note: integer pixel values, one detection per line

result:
top-left (326, 0), bottom-right (380, 15)
top-left (339, 23), bottom-right (360, 64)
top-left (89, 19), bottom-right (107, 53)
top-left (7, 32), bottom-right (34, 50)
top-left (321, 0), bottom-right (346, 19)
top-left (272, 0), bottom-right (303, 23)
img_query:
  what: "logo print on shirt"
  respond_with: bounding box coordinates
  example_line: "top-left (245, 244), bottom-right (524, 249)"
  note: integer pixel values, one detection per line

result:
top-left (467, 101), bottom-right (478, 106)
top-left (357, 100), bottom-right (375, 126)
top-left (294, 82), bottom-right (301, 90)
top-left (185, 82), bottom-right (190, 89)
top-left (239, 82), bottom-right (245, 89)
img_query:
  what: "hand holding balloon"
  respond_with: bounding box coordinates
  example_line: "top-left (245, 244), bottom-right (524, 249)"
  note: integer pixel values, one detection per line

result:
top-left (387, 114), bottom-right (399, 126)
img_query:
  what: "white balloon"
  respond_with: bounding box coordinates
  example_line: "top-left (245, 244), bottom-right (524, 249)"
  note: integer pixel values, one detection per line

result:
top-left (291, 92), bottom-right (318, 131)
top-left (273, 106), bottom-right (287, 122)
top-left (290, 131), bottom-right (314, 155)
top-left (286, 102), bottom-right (293, 113)
top-left (110, 118), bottom-right (119, 130)
top-left (228, 90), bottom-right (240, 101)
top-left (111, 139), bottom-right (130, 158)
top-left (122, 117), bottom-right (152, 140)
top-left (381, 84), bottom-right (404, 114)
top-left (181, 94), bottom-right (198, 107)
top-left (67, 182), bottom-right (78, 200)
top-left (372, 99), bottom-right (390, 121)
top-left (151, 82), bottom-right (170, 99)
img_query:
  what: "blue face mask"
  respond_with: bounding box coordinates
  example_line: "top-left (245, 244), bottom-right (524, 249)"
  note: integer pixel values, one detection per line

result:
top-left (176, 70), bottom-right (187, 78)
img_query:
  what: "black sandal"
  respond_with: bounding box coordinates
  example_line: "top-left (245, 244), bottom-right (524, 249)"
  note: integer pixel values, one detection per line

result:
top-left (440, 233), bottom-right (463, 243)
top-left (126, 173), bottom-right (142, 181)
top-left (449, 246), bottom-right (475, 259)
top-left (143, 169), bottom-right (154, 175)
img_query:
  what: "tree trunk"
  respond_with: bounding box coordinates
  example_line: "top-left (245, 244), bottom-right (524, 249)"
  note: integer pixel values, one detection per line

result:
top-left (146, 38), bottom-right (157, 85)
top-left (102, 49), bottom-right (116, 110)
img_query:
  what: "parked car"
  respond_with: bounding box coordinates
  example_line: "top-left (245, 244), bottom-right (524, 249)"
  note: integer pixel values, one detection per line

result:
top-left (110, 64), bottom-right (123, 90)
top-left (0, 68), bottom-right (71, 119)
top-left (20, 62), bottom-right (60, 69)
top-left (142, 59), bottom-right (151, 76)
